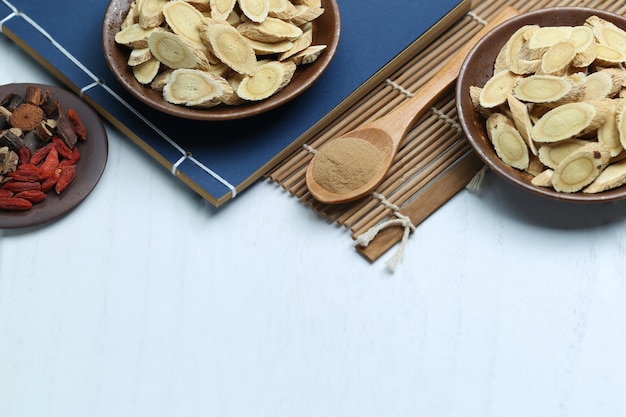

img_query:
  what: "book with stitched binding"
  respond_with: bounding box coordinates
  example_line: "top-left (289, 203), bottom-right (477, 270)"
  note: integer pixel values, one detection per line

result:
top-left (0, 0), bottom-right (470, 206)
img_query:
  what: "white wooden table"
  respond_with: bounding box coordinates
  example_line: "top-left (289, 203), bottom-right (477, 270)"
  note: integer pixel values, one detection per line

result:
top-left (1, 34), bottom-right (626, 417)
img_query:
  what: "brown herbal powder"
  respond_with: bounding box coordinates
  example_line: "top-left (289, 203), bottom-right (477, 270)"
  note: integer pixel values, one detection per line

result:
top-left (312, 137), bottom-right (384, 194)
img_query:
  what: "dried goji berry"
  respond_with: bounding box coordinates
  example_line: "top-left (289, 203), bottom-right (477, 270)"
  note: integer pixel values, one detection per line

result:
top-left (1, 181), bottom-right (41, 193)
top-left (30, 142), bottom-right (54, 165)
top-left (52, 136), bottom-right (74, 159)
top-left (0, 189), bottom-right (13, 198)
top-left (55, 164), bottom-right (76, 194)
top-left (41, 168), bottom-right (61, 193)
top-left (14, 190), bottom-right (46, 204)
top-left (38, 145), bottom-right (59, 180)
top-left (58, 150), bottom-right (79, 168)
top-left (66, 147), bottom-right (80, 165)
top-left (67, 108), bottom-right (87, 140)
top-left (17, 146), bottom-right (31, 165)
top-left (0, 196), bottom-right (32, 211)
top-left (15, 163), bottom-right (39, 173)
top-left (7, 169), bottom-right (40, 182)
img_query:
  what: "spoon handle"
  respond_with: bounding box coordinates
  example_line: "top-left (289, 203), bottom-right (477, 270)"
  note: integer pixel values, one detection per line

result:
top-left (374, 6), bottom-right (519, 141)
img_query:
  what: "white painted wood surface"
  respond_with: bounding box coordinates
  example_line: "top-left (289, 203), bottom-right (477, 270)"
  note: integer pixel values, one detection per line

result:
top-left (1, 35), bottom-right (626, 417)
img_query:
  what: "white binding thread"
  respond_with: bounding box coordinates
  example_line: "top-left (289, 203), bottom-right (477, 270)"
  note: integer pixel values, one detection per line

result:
top-left (80, 81), bottom-right (100, 98)
top-left (354, 192), bottom-right (416, 273)
top-left (0, 1), bottom-right (237, 199)
top-left (171, 153), bottom-right (188, 175)
top-left (0, 12), bottom-right (16, 32)
top-left (467, 10), bottom-right (488, 26)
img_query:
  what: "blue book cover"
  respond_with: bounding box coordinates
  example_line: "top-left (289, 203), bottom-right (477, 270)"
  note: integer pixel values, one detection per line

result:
top-left (0, 0), bottom-right (469, 206)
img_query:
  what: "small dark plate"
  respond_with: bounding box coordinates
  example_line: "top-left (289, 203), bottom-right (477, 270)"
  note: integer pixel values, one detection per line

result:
top-left (102, 0), bottom-right (341, 121)
top-left (456, 7), bottom-right (626, 203)
top-left (0, 83), bottom-right (108, 229)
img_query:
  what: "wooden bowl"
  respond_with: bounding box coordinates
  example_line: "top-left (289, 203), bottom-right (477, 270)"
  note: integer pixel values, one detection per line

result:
top-left (102, 0), bottom-right (340, 121)
top-left (456, 7), bottom-right (626, 203)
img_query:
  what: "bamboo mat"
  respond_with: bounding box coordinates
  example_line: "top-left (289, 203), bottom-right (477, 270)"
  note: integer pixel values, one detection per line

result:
top-left (267, 0), bottom-right (626, 267)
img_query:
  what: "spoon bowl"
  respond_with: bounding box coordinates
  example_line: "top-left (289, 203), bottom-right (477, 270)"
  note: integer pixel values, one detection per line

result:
top-left (306, 128), bottom-right (396, 203)
top-left (305, 7), bottom-right (519, 204)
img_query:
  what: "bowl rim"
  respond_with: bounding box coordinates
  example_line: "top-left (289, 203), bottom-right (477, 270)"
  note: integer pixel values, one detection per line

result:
top-left (456, 6), bottom-right (626, 203)
top-left (102, 0), bottom-right (341, 121)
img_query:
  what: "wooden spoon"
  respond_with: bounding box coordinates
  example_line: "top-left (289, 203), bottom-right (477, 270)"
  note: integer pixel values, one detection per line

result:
top-left (306, 6), bottom-right (519, 204)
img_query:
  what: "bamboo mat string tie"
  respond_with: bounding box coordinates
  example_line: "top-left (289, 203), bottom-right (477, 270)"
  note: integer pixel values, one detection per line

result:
top-left (385, 79), bottom-right (414, 98)
top-left (354, 192), bottom-right (416, 273)
top-left (430, 107), bottom-right (462, 132)
top-left (385, 79), bottom-right (462, 131)
top-left (466, 165), bottom-right (488, 193)
top-left (467, 10), bottom-right (488, 25)
top-left (302, 144), bottom-right (317, 154)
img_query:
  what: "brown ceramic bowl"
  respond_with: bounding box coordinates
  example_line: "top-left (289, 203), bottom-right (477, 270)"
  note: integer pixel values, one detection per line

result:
top-left (456, 7), bottom-right (626, 203)
top-left (102, 0), bottom-right (340, 121)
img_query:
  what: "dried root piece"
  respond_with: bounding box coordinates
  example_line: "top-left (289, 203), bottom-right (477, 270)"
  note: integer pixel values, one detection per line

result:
top-left (570, 25), bottom-right (597, 67)
top-left (268, 0), bottom-right (289, 13)
top-left (583, 158), bottom-right (626, 193)
top-left (115, 24), bottom-right (164, 49)
top-left (495, 25), bottom-right (539, 73)
top-left (278, 25), bottom-right (312, 60)
top-left (531, 100), bottom-right (610, 143)
top-left (121, 1), bottom-right (140, 29)
top-left (200, 19), bottom-right (257, 75)
top-left (513, 74), bottom-right (584, 104)
top-left (598, 100), bottom-right (624, 157)
top-left (582, 68), bottom-right (624, 100)
top-left (238, 0), bottom-right (270, 23)
top-left (618, 100), bottom-right (626, 151)
top-left (163, 68), bottom-right (233, 107)
top-left (183, 0), bottom-right (211, 12)
top-left (531, 169), bottom-right (554, 187)
top-left (237, 60), bottom-right (296, 100)
top-left (150, 69), bottom-right (173, 91)
top-left (537, 138), bottom-right (588, 169)
top-left (594, 44), bottom-right (626, 66)
top-left (525, 26), bottom-right (573, 56)
top-left (486, 112), bottom-right (530, 170)
top-left (127, 47), bottom-right (153, 66)
top-left (586, 16), bottom-right (626, 56)
top-left (506, 93), bottom-right (537, 155)
top-left (162, 1), bottom-right (207, 48)
top-left (222, 73), bottom-right (246, 105)
top-left (292, 0), bottom-right (321, 6)
top-left (551, 142), bottom-right (610, 192)
top-left (538, 40), bottom-right (575, 76)
top-left (138, 0), bottom-right (168, 28)
top-left (210, 0), bottom-right (237, 19)
top-left (290, 44), bottom-right (326, 65)
top-left (478, 70), bottom-right (520, 108)
top-left (148, 31), bottom-right (211, 70)
top-left (246, 38), bottom-right (294, 55)
top-left (289, 5), bottom-right (324, 26)
top-left (133, 57), bottom-right (161, 84)
top-left (237, 17), bottom-right (303, 42)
